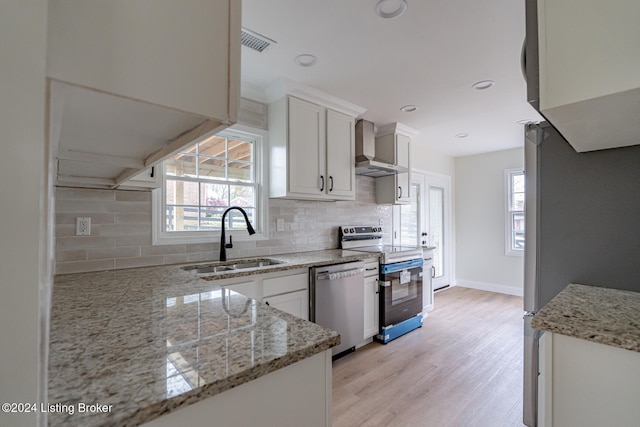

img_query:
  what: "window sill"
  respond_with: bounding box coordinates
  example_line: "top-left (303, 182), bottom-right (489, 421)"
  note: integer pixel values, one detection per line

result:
top-left (152, 230), bottom-right (268, 246)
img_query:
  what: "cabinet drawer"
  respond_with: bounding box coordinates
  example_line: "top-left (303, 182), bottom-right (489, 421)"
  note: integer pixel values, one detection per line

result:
top-left (364, 261), bottom-right (379, 278)
top-left (222, 281), bottom-right (258, 300)
top-left (263, 272), bottom-right (308, 298)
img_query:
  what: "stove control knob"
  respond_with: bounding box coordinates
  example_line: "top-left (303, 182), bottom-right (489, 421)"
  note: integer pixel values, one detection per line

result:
top-left (350, 228), bottom-right (355, 233)
top-left (343, 228), bottom-right (350, 234)
top-left (372, 227), bottom-right (378, 232)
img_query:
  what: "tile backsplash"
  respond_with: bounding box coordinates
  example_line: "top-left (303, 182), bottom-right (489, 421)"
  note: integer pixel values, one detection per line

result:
top-left (55, 176), bottom-right (391, 274)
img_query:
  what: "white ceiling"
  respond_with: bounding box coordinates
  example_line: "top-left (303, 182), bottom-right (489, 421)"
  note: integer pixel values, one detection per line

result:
top-left (240, 0), bottom-right (542, 158)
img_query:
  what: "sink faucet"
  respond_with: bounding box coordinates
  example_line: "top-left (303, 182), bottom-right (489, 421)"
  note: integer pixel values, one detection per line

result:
top-left (219, 206), bottom-right (256, 261)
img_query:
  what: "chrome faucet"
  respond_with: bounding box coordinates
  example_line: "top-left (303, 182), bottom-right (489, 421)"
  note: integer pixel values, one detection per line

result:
top-left (219, 206), bottom-right (256, 261)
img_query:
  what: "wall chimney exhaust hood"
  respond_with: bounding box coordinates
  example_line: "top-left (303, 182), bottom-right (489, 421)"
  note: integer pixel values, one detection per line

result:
top-left (355, 119), bottom-right (408, 177)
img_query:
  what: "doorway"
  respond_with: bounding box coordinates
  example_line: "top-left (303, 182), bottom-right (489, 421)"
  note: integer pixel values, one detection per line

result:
top-left (392, 170), bottom-right (451, 291)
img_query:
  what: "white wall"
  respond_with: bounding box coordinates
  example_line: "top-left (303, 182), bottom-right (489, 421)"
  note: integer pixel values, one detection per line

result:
top-left (455, 148), bottom-right (524, 295)
top-left (412, 138), bottom-right (456, 177)
top-left (0, 1), bottom-right (49, 426)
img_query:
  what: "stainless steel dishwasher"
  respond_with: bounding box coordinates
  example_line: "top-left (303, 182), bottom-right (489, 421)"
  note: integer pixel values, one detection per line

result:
top-left (310, 261), bottom-right (365, 360)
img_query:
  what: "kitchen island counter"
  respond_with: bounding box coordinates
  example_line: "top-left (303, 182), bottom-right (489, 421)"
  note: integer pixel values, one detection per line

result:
top-left (48, 249), bottom-right (374, 426)
top-left (531, 283), bottom-right (640, 352)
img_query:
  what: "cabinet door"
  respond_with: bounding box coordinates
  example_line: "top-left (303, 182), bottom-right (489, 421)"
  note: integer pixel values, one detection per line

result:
top-left (326, 109), bottom-right (355, 200)
top-left (264, 289), bottom-right (309, 320)
top-left (423, 256), bottom-right (434, 313)
top-left (47, 0), bottom-right (239, 119)
top-left (363, 276), bottom-right (379, 339)
top-left (396, 134), bottom-right (411, 169)
top-left (118, 166), bottom-right (161, 190)
top-left (375, 173), bottom-right (410, 205)
top-left (288, 97), bottom-right (327, 197)
top-left (396, 172), bottom-right (411, 204)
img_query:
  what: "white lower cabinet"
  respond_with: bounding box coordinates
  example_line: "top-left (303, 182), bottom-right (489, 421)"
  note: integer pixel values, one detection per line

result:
top-left (219, 269), bottom-right (309, 320)
top-left (142, 350), bottom-right (332, 427)
top-left (264, 289), bottom-right (309, 320)
top-left (363, 258), bottom-right (379, 340)
top-left (538, 332), bottom-right (640, 426)
top-left (423, 249), bottom-right (434, 314)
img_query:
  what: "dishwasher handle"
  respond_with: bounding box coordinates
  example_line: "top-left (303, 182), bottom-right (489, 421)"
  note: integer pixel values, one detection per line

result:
top-left (316, 267), bottom-right (364, 281)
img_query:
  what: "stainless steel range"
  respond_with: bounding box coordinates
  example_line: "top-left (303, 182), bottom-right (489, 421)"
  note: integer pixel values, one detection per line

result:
top-left (339, 225), bottom-right (424, 343)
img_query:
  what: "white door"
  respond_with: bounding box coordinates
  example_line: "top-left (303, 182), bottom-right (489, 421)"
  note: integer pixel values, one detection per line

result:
top-left (393, 171), bottom-right (451, 290)
top-left (425, 173), bottom-right (451, 291)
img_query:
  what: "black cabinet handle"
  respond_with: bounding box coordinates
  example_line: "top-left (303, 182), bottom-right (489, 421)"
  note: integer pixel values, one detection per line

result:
top-left (329, 176), bottom-right (334, 192)
top-left (320, 175), bottom-right (325, 192)
top-left (398, 186), bottom-right (403, 199)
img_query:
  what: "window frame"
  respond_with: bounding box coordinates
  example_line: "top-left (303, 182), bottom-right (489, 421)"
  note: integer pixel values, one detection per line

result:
top-left (152, 124), bottom-right (269, 245)
top-left (505, 168), bottom-right (525, 256)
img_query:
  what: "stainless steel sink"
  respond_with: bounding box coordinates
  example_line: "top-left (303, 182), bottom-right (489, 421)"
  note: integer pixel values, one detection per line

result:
top-left (182, 258), bottom-right (284, 274)
top-left (193, 265), bottom-right (236, 274)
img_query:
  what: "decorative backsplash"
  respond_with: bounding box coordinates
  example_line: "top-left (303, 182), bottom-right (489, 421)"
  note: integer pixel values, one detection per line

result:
top-left (54, 175), bottom-right (392, 274)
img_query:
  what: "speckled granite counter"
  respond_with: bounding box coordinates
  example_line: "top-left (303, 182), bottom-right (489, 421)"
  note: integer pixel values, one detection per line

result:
top-left (531, 283), bottom-right (640, 352)
top-left (48, 249), bottom-right (377, 427)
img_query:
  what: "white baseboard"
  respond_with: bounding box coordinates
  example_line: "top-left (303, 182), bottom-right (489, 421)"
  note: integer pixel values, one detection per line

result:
top-left (456, 280), bottom-right (523, 297)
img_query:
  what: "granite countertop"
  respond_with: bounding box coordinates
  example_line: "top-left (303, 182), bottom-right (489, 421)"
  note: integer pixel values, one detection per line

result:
top-left (48, 249), bottom-right (377, 427)
top-left (531, 283), bottom-right (640, 352)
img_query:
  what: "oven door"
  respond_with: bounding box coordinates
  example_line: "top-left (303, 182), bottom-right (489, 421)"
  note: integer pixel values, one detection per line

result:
top-left (379, 259), bottom-right (423, 328)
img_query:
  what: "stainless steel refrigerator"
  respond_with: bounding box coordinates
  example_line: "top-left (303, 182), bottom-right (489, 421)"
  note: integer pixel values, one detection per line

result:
top-left (522, 121), bottom-right (640, 426)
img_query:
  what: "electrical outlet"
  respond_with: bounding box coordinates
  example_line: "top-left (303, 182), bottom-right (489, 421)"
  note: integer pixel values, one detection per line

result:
top-left (76, 217), bottom-right (91, 236)
top-left (276, 218), bottom-right (285, 232)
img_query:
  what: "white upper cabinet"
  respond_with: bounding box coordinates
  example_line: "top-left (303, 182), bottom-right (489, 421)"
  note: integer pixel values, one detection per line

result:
top-left (47, 0), bottom-right (241, 189)
top-left (532, 0), bottom-right (640, 152)
top-left (287, 97), bottom-right (327, 196)
top-left (326, 109), bottom-right (357, 198)
top-left (269, 95), bottom-right (360, 201)
top-left (375, 124), bottom-right (414, 205)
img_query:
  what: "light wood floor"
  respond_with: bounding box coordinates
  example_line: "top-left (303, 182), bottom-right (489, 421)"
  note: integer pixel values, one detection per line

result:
top-left (333, 286), bottom-right (525, 427)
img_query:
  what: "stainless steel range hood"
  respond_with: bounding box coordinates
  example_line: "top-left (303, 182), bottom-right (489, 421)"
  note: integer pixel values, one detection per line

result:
top-left (355, 119), bottom-right (407, 177)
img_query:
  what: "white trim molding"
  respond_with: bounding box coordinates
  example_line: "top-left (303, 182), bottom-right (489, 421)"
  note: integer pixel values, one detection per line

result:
top-left (152, 123), bottom-right (270, 246)
top-left (456, 280), bottom-right (524, 297)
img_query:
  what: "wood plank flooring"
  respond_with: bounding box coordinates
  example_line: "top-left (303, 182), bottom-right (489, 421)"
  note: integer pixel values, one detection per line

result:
top-left (332, 286), bottom-right (525, 427)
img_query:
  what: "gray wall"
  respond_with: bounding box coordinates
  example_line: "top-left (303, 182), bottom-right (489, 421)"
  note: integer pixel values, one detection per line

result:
top-left (535, 130), bottom-right (640, 306)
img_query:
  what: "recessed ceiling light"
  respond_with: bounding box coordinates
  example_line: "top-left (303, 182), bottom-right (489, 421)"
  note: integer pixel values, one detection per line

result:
top-left (295, 54), bottom-right (318, 67)
top-left (375, 0), bottom-right (408, 19)
top-left (472, 80), bottom-right (495, 90)
top-left (455, 133), bottom-right (469, 139)
top-left (400, 105), bottom-right (418, 113)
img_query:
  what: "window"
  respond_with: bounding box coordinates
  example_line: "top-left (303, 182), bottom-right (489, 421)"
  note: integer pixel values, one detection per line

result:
top-left (505, 169), bottom-right (525, 256)
top-left (153, 126), bottom-right (267, 245)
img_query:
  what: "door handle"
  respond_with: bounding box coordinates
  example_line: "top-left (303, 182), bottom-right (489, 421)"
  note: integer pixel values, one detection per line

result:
top-left (329, 176), bottom-right (334, 192)
top-left (320, 175), bottom-right (325, 192)
top-left (398, 186), bottom-right (402, 199)
top-left (431, 265), bottom-right (436, 279)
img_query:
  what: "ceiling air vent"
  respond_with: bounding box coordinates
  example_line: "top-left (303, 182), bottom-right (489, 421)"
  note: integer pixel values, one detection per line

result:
top-left (241, 28), bottom-right (276, 53)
